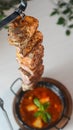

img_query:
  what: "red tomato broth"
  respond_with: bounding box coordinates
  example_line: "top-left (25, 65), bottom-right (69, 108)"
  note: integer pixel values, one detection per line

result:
top-left (19, 86), bottom-right (63, 129)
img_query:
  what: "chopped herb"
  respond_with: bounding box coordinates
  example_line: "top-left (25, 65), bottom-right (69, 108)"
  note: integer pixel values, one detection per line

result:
top-left (34, 111), bottom-right (43, 117)
top-left (42, 112), bottom-right (51, 123)
top-left (43, 102), bottom-right (50, 110)
top-left (33, 98), bottom-right (51, 123)
top-left (33, 98), bottom-right (41, 108)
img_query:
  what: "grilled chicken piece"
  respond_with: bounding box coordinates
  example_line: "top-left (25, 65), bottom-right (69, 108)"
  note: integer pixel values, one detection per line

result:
top-left (16, 30), bottom-right (43, 56)
top-left (16, 42), bottom-right (44, 70)
top-left (19, 59), bottom-right (43, 75)
top-left (8, 16), bottom-right (39, 46)
top-left (21, 81), bottom-right (37, 91)
top-left (19, 64), bottom-right (44, 84)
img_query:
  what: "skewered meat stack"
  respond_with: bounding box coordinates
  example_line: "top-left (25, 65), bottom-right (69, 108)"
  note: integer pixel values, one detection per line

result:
top-left (8, 16), bottom-right (44, 91)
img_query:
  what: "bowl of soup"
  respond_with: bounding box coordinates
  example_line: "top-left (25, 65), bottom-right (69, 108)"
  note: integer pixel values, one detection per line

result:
top-left (11, 77), bottom-right (72, 130)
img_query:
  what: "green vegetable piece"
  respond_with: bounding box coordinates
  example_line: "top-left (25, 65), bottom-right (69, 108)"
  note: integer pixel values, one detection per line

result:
top-left (41, 112), bottom-right (51, 123)
top-left (33, 98), bottom-right (41, 108)
top-left (33, 98), bottom-right (44, 111)
top-left (41, 112), bottom-right (48, 123)
top-left (43, 102), bottom-right (50, 110)
top-left (45, 112), bottom-right (51, 121)
top-left (34, 111), bottom-right (42, 117)
top-left (40, 104), bottom-right (45, 111)
top-left (33, 98), bottom-right (51, 123)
